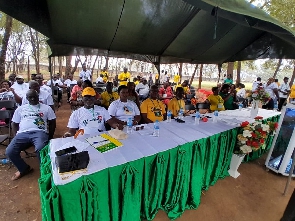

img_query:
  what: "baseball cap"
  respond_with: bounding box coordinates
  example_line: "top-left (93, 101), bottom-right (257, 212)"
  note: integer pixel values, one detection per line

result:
top-left (82, 87), bottom-right (96, 96)
top-left (16, 75), bottom-right (24, 79)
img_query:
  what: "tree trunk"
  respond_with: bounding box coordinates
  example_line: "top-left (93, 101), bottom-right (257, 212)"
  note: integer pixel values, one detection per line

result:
top-left (227, 62), bottom-right (234, 79)
top-left (70, 57), bottom-right (79, 75)
top-left (236, 61), bottom-right (241, 85)
top-left (189, 64), bottom-right (199, 86)
top-left (198, 64), bottom-right (203, 89)
top-left (289, 61), bottom-right (295, 87)
top-left (27, 56), bottom-right (30, 81)
top-left (65, 56), bottom-right (72, 78)
top-left (91, 55), bottom-right (99, 74)
top-left (217, 64), bottom-right (222, 83)
top-left (29, 28), bottom-right (40, 74)
top-left (0, 15), bottom-right (13, 81)
top-left (179, 63), bottom-right (183, 83)
top-left (58, 56), bottom-right (63, 76)
top-left (273, 58), bottom-right (282, 79)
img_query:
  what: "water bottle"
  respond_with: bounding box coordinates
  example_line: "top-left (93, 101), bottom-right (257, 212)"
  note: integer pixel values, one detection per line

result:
top-left (153, 120), bottom-right (160, 137)
top-left (273, 102), bottom-right (278, 112)
top-left (238, 103), bottom-right (243, 111)
top-left (167, 110), bottom-right (172, 123)
top-left (194, 110), bottom-right (200, 125)
top-left (0, 158), bottom-right (10, 164)
top-left (213, 110), bottom-right (218, 123)
top-left (178, 108), bottom-right (184, 120)
top-left (126, 117), bottom-right (133, 134)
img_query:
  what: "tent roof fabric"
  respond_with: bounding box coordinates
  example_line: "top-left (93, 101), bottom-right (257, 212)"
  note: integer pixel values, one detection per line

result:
top-left (1, 0), bottom-right (295, 64)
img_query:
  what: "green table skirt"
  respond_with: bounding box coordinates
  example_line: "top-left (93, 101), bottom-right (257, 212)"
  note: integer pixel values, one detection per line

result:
top-left (243, 115), bottom-right (280, 162)
top-left (39, 128), bottom-right (238, 221)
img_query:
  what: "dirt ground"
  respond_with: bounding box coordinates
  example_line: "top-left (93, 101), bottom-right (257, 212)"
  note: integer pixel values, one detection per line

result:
top-left (0, 100), bottom-right (294, 221)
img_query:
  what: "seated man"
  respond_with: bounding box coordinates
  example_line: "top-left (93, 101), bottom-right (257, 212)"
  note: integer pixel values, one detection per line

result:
top-left (140, 85), bottom-right (166, 123)
top-left (168, 87), bottom-right (188, 118)
top-left (22, 81), bottom-right (54, 110)
top-left (96, 74), bottom-right (104, 84)
top-left (100, 82), bottom-right (119, 109)
top-left (135, 78), bottom-right (149, 101)
top-left (6, 89), bottom-right (56, 180)
top-left (64, 87), bottom-right (120, 137)
top-left (47, 74), bottom-right (64, 107)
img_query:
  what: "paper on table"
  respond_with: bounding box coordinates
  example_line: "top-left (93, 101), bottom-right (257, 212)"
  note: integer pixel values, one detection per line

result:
top-left (85, 134), bottom-right (123, 153)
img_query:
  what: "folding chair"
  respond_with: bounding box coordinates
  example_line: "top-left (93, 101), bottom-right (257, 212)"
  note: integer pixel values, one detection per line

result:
top-left (0, 100), bottom-right (16, 116)
top-left (0, 110), bottom-right (11, 146)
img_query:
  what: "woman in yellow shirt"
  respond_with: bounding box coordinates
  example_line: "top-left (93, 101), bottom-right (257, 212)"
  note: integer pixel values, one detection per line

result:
top-left (289, 84), bottom-right (295, 103)
top-left (100, 82), bottom-right (119, 109)
top-left (206, 87), bottom-right (225, 111)
top-left (168, 87), bottom-right (187, 118)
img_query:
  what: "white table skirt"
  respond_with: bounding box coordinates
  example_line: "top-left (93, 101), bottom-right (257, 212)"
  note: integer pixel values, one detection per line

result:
top-left (49, 108), bottom-right (280, 185)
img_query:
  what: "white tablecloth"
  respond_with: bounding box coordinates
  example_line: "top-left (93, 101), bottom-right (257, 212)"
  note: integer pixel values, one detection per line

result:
top-left (49, 108), bottom-right (280, 185)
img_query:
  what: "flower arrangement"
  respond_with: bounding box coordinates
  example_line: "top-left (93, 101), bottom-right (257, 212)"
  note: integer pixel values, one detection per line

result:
top-left (249, 86), bottom-right (271, 104)
top-left (235, 116), bottom-right (278, 155)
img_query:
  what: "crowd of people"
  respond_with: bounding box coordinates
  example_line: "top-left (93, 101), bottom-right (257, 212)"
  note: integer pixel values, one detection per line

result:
top-left (0, 65), bottom-right (294, 180)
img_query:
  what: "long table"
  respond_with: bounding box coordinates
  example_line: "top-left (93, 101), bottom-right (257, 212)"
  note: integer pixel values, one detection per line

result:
top-left (39, 109), bottom-right (280, 221)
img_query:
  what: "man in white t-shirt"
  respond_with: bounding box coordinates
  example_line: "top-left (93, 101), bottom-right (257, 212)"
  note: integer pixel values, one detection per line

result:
top-left (108, 85), bottom-right (141, 128)
top-left (22, 81), bottom-right (54, 110)
top-left (47, 75), bottom-right (64, 107)
top-left (79, 63), bottom-right (92, 81)
top-left (252, 77), bottom-right (262, 91)
top-left (35, 74), bottom-right (52, 95)
top-left (263, 78), bottom-right (279, 110)
top-left (6, 89), bottom-right (56, 180)
top-left (135, 78), bottom-right (149, 100)
top-left (278, 77), bottom-right (291, 111)
top-left (11, 75), bottom-right (29, 98)
top-left (96, 74), bottom-right (104, 84)
top-left (64, 87), bottom-right (119, 137)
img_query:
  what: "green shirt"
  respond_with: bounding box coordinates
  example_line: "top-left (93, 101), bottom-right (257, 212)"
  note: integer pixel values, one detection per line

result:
top-left (224, 78), bottom-right (233, 84)
top-left (219, 92), bottom-right (234, 110)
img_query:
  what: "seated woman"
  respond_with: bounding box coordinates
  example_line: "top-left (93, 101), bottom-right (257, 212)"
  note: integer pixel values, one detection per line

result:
top-left (64, 87), bottom-right (120, 137)
top-left (206, 87), bottom-right (225, 111)
top-left (219, 84), bottom-right (236, 110)
top-left (100, 82), bottom-right (119, 109)
top-left (70, 80), bottom-right (100, 108)
top-left (141, 85), bottom-right (166, 123)
top-left (127, 82), bottom-right (140, 108)
top-left (168, 87), bottom-right (188, 118)
top-left (0, 80), bottom-right (22, 104)
top-left (159, 82), bottom-right (173, 106)
top-left (108, 85), bottom-right (141, 128)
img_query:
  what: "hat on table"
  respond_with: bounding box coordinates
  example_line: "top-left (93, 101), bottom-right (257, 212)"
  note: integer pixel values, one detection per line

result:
top-left (82, 87), bottom-right (96, 96)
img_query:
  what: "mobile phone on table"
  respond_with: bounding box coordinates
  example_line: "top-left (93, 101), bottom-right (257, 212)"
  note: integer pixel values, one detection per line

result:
top-left (55, 146), bottom-right (77, 156)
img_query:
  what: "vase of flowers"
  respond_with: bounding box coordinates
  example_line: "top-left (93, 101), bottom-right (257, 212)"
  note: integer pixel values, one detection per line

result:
top-left (229, 117), bottom-right (278, 178)
top-left (250, 86), bottom-right (270, 118)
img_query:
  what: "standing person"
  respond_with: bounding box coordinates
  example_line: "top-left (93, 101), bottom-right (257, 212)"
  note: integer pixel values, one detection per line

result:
top-left (11, 75), bottom-right (29, 98)
top-left (100, 82), bottom-right (119, 109)
top-left (47, 74), bottom-right (64, 107)
top-left (289, 83), bottom-right (295, 104)
top-left (79, 63), bottom-right (92, 81)
top-left (262, 78), bottom-right (279, 110)
top-left (135, 78), bottom-right (149, 101)
top-left (6, 89), bottom-right (56, 180)
top-left (64, 74), bottom-right (77, 102)
top-left (173, 73), bottom-right (180, 86)
top-left (148, 72), bottom-right (153, 87)
top-left (252, 77), bottom-right (262, 91)
top-left (278, 77), bottom-right (290, 111)
top-left (100, 67), bottom-right (109, 83)
top-left (35, 74), bottom-right (52, 95)
top-left (224, 75), bottom-right (233, 84)
top-left (118, 67), bottom-right (131, 86)
top-left (140, 85), bottom-right (166, 123)
top-left (155, 72), bottom-right (159, 85)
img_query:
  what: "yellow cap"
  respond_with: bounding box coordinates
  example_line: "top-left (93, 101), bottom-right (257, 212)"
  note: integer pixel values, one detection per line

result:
top-left (82, 87), bottom-right (96, 96)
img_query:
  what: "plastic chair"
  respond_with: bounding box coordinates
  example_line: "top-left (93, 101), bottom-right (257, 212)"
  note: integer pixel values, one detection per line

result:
top-left (0, 110), bottom-right (11, 146)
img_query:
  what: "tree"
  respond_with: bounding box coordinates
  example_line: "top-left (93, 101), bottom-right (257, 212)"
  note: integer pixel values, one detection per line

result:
top-left (0, 15), bottom-right (12, 81)
top-left (227, 62), bottom-right (234, 79)
top-left (198, 64), bottom-right (203, 89)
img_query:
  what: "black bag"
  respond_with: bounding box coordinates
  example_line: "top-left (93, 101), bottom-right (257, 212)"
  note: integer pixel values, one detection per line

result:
top-left (55, 151), bottom-right (90, 173)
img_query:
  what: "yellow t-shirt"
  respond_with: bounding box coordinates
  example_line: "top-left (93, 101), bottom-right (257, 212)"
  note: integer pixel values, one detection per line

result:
top-left (101, 71), bottom-right (108, 83)
top-left (101, 91), bottom-right (119, 108)
top-left (207, 94), bottom-right (225, 111)
top-left (174, 75), bottom-right (180, 84)
top-left (175, 84), bottom-right (190, 94)
top-left (118, 72), bottom-right (131, 86)
top-left (134, 80), bottom-right (140, 85)
top-left (167, 98), bottom-right (185, 117)
top-left (290, 85), bottom-right (295, 98)
top-left (140, 98), bottom-right (166, 122)
top-left (155, 73), bottom-right (159, 80)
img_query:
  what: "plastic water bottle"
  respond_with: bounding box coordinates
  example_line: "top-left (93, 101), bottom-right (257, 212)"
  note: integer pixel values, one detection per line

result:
top-left (167, 110), bottom-right (172, 123)
top-left (194, 110), bottom-right (200, 125)
top-left (178, 108), bottom-right (184, 120)
top-left (126, 117), bottom-right (133, 134)
top-left (153, 120), bottom-right (160, 137)
top-left (0, 158), bottom-right (10, 164)
top-left (238, 103), bottom-right (243, 111)
top-left (213, 110), bottom-right (218, 123)
top-left (274, 102), bottom-right (278, 112)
